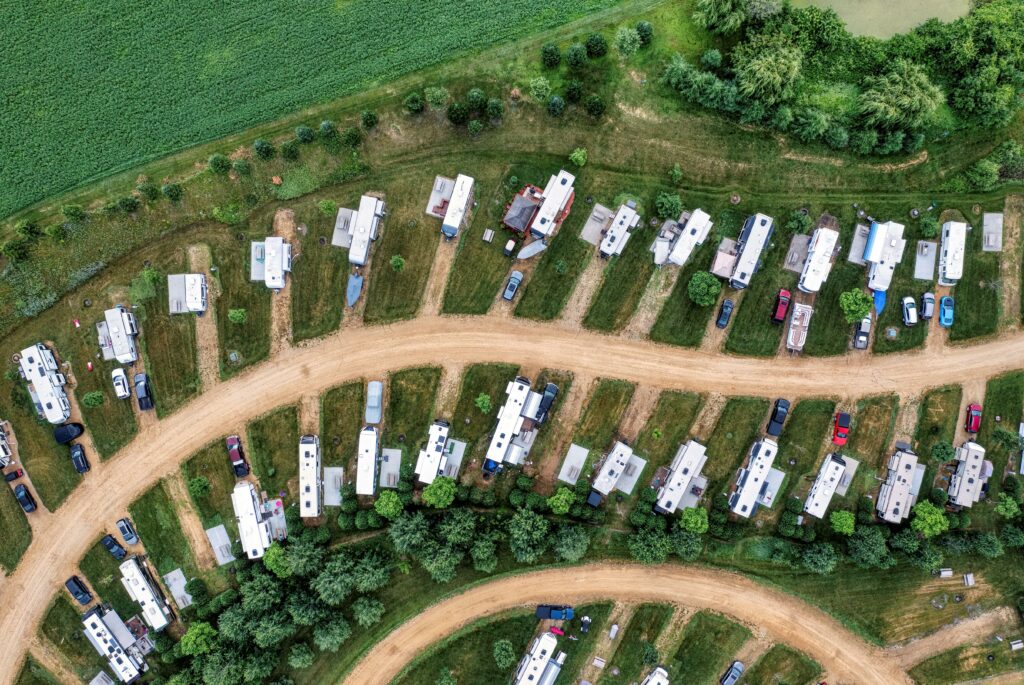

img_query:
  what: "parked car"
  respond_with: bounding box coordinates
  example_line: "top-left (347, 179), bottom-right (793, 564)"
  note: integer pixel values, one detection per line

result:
top-left (134, 373), bottom-right (154, 411)
top-left (536, 383), bottom-right (559, 424)
top-left (102, 534), bottom-right (127, 560)
top-left (14, 484), bottom-right (36, 513)
top-left (771, 289), bottom-right (792, 323)
top-left (549, 626), bottom-right (565, 636)
top-left (853, 315), bottom-right (871, 350)
top-left (53, 423), bottom-right (84, 445)
top-left (939, 296), bottom-right (954, 328)
top-left (111, 368), bottom-right (131, 400)
top-left (965, 403), bottom-right (983, 434)
top-left (901, 296), bottom-right (918, 326)
top-left (766, 398), bottom-right (791, 436)
top-left (4, 469), bottom-right (24, 482)
top-left (503, 239), bottom-right (516, 257)
top-left (502, 270), bottom-right (524, 301)
top-left (716, 299), bottom-right (735, 329)
top-left (720, 661), bottom-right (745, 685)
top-left (535, 605), bottom-right (574, 620)
top-left (365, 380), bottom-right (383, 424)
top-left (226, 434), bottom-right (249, 477)
top-left (64, 576), bottom-right (93, 605)
top-left (580, 616), bottom-right (592, 633)
top-left (117, 517), bottom-right (139, 545)
top-left (920, 292), bottom-right (935, 320)
top-left (70, 444), bottom-right (90, 474)
top-left (832, 412), bottom-right (851, 446)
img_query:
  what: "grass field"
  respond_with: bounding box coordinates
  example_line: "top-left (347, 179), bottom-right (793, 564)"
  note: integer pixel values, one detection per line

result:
top-left (802, 260), bottom-right (862, 356)
top-left (180, 438), bottom-right (239, 531)
top-left (515, 211), bottom-right (594, 320)
top-left (703, 397), bottom-right (771, 488)
top-left (872, 260), bottom-right (931, 354)
top-left (648, 242), bottom-right (719, 347)
top-left (79, 536), bottom-right (138, 617)
top-left (909, 639), bottom-right (1024, 685)
top-left (599, 603), bottom-right (674, 685)
top-left (633, 391), bottom-right (703, 466)
top-left (977, 371), bottom-right (1024, 499)
top-left (16, 658), bottom-right (59, 685)
top-left (129, 480), bottom-right (198, 576)
top-left (321, 381), bottom-right (365, 467)
top-left (742, 644), bottom-right (822, 685)
top-left (949, 205), bottom-right (1002, 342)
top-left (290, 200), bottom-right (350, 342)
top-left (39, 595), bottom-right (108, 680)
top-left (584, 230), bottom-right (657, 332)
top-left (912, 385), bottom-right (962, 460)
top-left (212, 241), bottom-right (272, 379)
top-left (450, 364), bottom-right (520, 456)
top-left (573, 379), bottom-right (635, 449)
top-left (0, 481), bottom-right (31, 572)
top-left (669, 611), bottom-right (750, 684)
top-left (525, 369), bottom-right (575, 462)
top-left (845, 394), bottom-right (899, 467)
top-left (383, 367), bottom-right (442, 454)
top-left (247, 404), bottom-right (301, 498)
top-left (559, 603), bottom-right (614, 679)
top-left (776, 399), bottom-right (835, 487)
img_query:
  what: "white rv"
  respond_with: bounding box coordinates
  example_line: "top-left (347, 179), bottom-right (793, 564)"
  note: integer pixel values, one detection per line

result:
top-left (798, 228), bottom-right (839, 293)
top-left (250, 236), bottom-right (292, 289)
top-left (938, 221), bottom-right (967, 286)
top-left (730, 213), bottom-right (774, 289)
top-left (232, 481), bottom-right (273, 559)
top-left (529, 170), bottom-right (575, 239)
top-left (299, 434), bottom-right (322, 518)
top-left (97, 305), bottom-right (140, 364)
top-left (18, 343), bottom-right (71, 424)
top-left (356, 427), bottom-right (379, 496)
top-left (414, 420), bottom-right (451, 484)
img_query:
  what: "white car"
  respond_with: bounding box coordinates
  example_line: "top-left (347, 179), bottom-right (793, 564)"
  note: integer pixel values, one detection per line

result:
top-left (902, 296), bottom-right (919, 327)
top-left (111, 368), bottom-right (131, 399)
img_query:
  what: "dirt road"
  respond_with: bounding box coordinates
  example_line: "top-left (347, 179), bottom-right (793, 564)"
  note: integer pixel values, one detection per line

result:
top-left (342, 564), bottom-right (912, 685)
top-left (5, 315), bottom-right (1024, 683)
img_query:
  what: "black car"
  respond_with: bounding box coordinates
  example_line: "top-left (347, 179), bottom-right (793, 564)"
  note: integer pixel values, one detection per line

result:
top-left (4, 469), bottom-right (24, 482)
top-left (14, 484), bottom-right (36, 513)
top-left (536, 383), bottom-right (559, 424)
top-left (134, 373), bottom-right (154, 411)
top-left (102, 534), bottom-right (127, 560)
top-left (766, 398), bottom-right (791, 436)
top-left (53, 423), bottom-right (84, 445)
top-left (64, 575), bottom-right (93, 605)
top-left (716, 299), bottom-right (735, 329)
top-left (70, 444), bottom-right (90, 474)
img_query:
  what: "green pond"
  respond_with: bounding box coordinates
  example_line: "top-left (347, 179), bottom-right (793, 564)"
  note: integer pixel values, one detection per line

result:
top-left (792, 0), bottom-right (970, 37)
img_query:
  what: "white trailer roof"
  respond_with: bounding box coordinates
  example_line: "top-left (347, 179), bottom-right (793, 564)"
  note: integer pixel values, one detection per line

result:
top-left (640, 666), bottom-right (671, 685)
top-left (729, 439), bottom-right (778, 518)
top-left (668, 208), bottom-right (713, 267)
top-left (350, 195), bottom-right (386, 265)
top-left (119, 557), bottom-right (170, 631)
top-left (803, 454), bottom-right (846, 519)
top-left (101, 306), bottom-right (140, 364)
top-left (82, 608), bottom-right (142, 683)
top-left (356, 427), bottom-right (379, 496)
top-left (299, 435), bottom-right (322, 518)
top-left (593, 441), bottom-right (633, 495)
top-left (948, 441), bottom-right (991, 508)
top-left (415, 421), bottom-right (450, 484)
top-left (250, 236), bottom-right (292, 289)
top-left (18, 343), bottom-right (70, 424)
top-left (730, 213), bottom-right (774, 289)
top-left (167, 274), bottom-right (207, 313)
top-left (599, 203), bottom-right (640, 257)
top-left (864, 221), bottom-right (906, 292)
top-left (655, 440), bottom-right (707, 514)
top-left (514, 634), bottom-right (558, 685)
top-left (424, 175), bottom-right (455, 218)
top-left (938, 221), bottom-right (967, 285)
top-left (876, 448), bottom-right (924, 523)
top-left (232, 481), bottom-right (272, 559)
top-left (484, 378), bottom-right (532, 466)
top-left (530, 170), bottom-right (575, 238)
top-left (786, 303), bottom-right (814, 352)
top-left (798, 228), bottom-right (839, 293)
top-left (441, 174), bottom-right (474, 237)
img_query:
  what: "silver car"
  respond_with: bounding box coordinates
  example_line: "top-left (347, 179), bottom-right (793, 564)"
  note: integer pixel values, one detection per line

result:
top-left (111, 368), bottom-right (131, 400)
top-left (920, 292), bottom-right (935, 320)
top-left (902, 296), bottom-right (919, 326)
top-left (853, 316), bottom-right (871, 350)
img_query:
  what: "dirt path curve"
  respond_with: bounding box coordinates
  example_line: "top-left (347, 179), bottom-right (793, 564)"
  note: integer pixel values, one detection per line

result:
top-left (162, 474), bottom-right (216, 571)
top-left (341, 564), bottom-right (912, 685)
top-left (6, 317), bottom-right (1024, 683)
top-left (188, 244), bottom-right (221, 389)
top-left (889, 606), bottom-right (1016, 669)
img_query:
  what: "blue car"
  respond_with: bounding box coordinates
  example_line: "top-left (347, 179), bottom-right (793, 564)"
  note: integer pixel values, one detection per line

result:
top-left (939, 296), bottom-right (954, 328)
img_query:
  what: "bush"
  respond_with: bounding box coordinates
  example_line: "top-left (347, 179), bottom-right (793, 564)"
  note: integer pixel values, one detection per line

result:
top-left (965, 158), bottom-right (1001, 191)
top-left (541, 43), bottom-right (561, 69)
top-left (318, 199), bottom-right (337, 217)
top-left (566, 43), bottom-right (587, 69)
top-left (493, 639), bottom-right (517, 670)
top-left (425, 86), bottom-right (450, 109)
top-left (404, 92), bottom-right (425, 114)
top-left (569, 147), bottom-right (588, 167)
top-left (118, 196), bottom-right (140, 213)
top-left (82, 391), bottom-right (105, 408)
top-left (468, 120), bottom-right (484, 137)
top-left (466, 88), bottom-right (487, 112)
top-left (529, 77), bottom-right (551, 101)
top-left (485, 98), bottom-right (504, 119)
top-left (136, 181), bottom-right (159, 201)
top-left (161, 183), bottom-right (183, 202)
top-left (341, 127), bottom-right (362, 147)
top-left (447, 102), bottom-right (470, 125)
top-left (295, 125), bottom-right (315, 143)
top-left (824, 123), bottom-right (849, 149)
top-left (655, 191), bottom-right (683, 219)
top-left (228, 308), bottom-right (247, 324)
top-left (584, 94), bottom-right (606, 117)
top-left (839, 288), bottom-right (872, 323)
top-left (232, 159), bottom-right (251, 176)
top-left (188, 476), bottom-right (211, 500)
top-left (615, 27), bottom-right (642, 57)
top-left (280, 139), bottom-right (300, 161)
top-left (784, 210), bottom-right (812, 234)
top-left (360, 110), bottom-right (378, 129)
top-left (547, 95), bottom-right (566, 117)
top-left (390, 255), bottom-right (406, 272)
top-left (701, 49), bottom-right (722, 69)
top-left (319, 119), bottom-right (337, 137)
top-left (565, 80), bottom-right (583, 103)
top-left (62, 204), bottom-right (87, 222)
top-left (636, 20), bottom-right (654, 46)
top-left (851, 129), bottom-right (879, 155)
top-left (585, 33), bottom-right (608, 58)
top-left (920, 216), bottom-right (939, 239)
top-left (687, 271), bottom-right (721, 306)
top-left (253, 138), bottom-right (275, 160)
top-left (208, 153), bottom-right (231, 174)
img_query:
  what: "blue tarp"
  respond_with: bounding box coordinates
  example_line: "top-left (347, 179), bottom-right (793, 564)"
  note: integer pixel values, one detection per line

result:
top-left (873, 289), bottom-right (886, 315)
top-left (346, 274), bottom-right (363, 308)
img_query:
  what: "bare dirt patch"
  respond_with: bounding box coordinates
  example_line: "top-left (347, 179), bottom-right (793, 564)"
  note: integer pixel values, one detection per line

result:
top-left (188, 244), bottom-right (221, 391)
top-left (578, 603), bottom-right (636, 685)
top-left (1000, 195), bottom-right (1023, 329)
top-left (299, 394), bottom-right (320, 435)
top-left (617, 385), bottom-right (661, 442)
top-left (561, 256), bottom-right (606, 328)
top-left (689, 393), bottom-right (727, 440)
top-left (420, 238), bottom-right (454, 316)
top-left (531, 374), bottom-right (593, 492)
top-left (269, 209), bottom-right (297, 353)
top-left (624, 267), bottom-right (681, 340)
top-left (162, 474), bottom-right (215, 571)
top-left (890, 394), bottom-right (922, 449)
top-left (434, 364), bottom-right (465, 419)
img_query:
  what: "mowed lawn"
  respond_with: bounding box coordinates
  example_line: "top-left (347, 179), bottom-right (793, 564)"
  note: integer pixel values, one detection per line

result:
top-left (212, 240), bottom-right (271, 379)
top-left (912, 385), bottom-right (962, 459)
top-left (634, 391), bottom-right (703, 467)
top-left (0, 484), bottom-right (31, 572)
top-left (649, 242), bottom-right (718, 347)
top-left (181, 438), bottom-right (239, 532)
top-left (290, 199), bottom-right (350, 342)
top-left (573, 379), bottom-right (635, 450)
top-left (669, 611), bottom-right (750, 684)
top-left (450, 364), bottom-right (520, 457)
top-left (39, 595), bottom-right (108, 680)
top-left (128, 479), bottom-right (199, 577)
top-left (742, 645), bottom-right (822, 685)
top-left (584, 227), bottom-right (657, 332)
top-left (949, 211), bottom-right (1001, 342)
top-left (599, 603), bottom-right (674, 685)
top-left (321, 381), bottom-right (365, 467)
top-left (845, 394), bottom-right (899, 467)
top-left (247, 405), bottom-right (301, 498)
top-left (802, 260), bottom-right (862, 356)
top-left (909, 639), bottom-right (1024, 685)
top-left (383, 367), bottom-right (442, 454)
top-left (776, 399), bottom-right (835, 487)
top-left (977, 371), bottom-right (1024, 499)
top-left (79, 537), bottom-right (138, 617)
top-left (872, 257), bottom-right (931, 354)
top-left (703, 397), bottom-right (770, 489)
top-left (16, 658), bottom-right (59, 685)
top-left (515, 209), bottom-right (593, 321)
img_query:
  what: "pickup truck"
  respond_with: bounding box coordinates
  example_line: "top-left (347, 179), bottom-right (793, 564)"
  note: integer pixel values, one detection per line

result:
top-left (535, 605), bottom-right (574, 620)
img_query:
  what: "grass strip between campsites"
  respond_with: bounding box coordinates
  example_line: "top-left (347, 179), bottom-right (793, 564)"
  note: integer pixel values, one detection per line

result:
top-left (573, 379), bottom-right (635, 450)
top-left (599, 603), bottom-right (674, 685)
top-left (247, 404), bottom-right (301, 498)
top-left (669, 610), bottom-right (750, 684)
top-left (128, 479), bottom-right (199, 577)
top-left (634, 391), bottom-right (703, 467)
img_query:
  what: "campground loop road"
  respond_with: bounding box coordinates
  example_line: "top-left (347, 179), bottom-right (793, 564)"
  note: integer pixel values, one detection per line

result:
top-left (4, 314), bottom-right (1024, 683)
top-left (342, 564), bottom-right (911, 685)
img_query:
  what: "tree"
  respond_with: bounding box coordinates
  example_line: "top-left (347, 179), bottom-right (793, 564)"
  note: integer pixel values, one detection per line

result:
top-left (641, 642), bottom-right (660, 667)
top-left (81, 390), bottom-right (105, 408)
top-left (438, 508), bottom-right (477, 546)
top-left (847, 525), bottom-right (894, 569)
top-left (208, 153), bottom-right (231, 174)
top-left (509, 509), bottom-right (551, 563)
top-left (390, 255), bottom-right (406, 272)
top-left (486, 98), bottom-right (504, 119)
top-left (283, 643), bottom-right (315, 671)
top-left (474, 393), bottom-right (492, 414)
top-left (295, 125), bottom-right (315, 143)
top-left (286, 536), bottom-right (326, 577)
top-left (687, 271), bottom-right (722, 307)
top-left (435, 669), bottom-right (458, 685)
top-left (995, 492), bottom-right (1021, 519)
top-left (188, 476), bottom-right (211, 501)
top-left (547, 95), bottom-right (566, 117)
top-left (422, 477), bottom-right (457, 509)
top-left (920, 216), bottom-right (940, 239)
top-left (179, 621), bottom-right (218, 656)
top-left (351, 551), bottom-right (391, 592)
top-left (351, 596), bottom-right (385, 627)
top-left (494, 639), bottom-right (517, 670)
top-left (973, 531), bottom-right (1004, 559)
top-left (341, 127), bottom-right (362, 147)
top-left (541, 43), bottom-right (561, 69)
top-left (425, 87), bottom-right (450, 109)
top-left (693, 0), bottom-right (748, 35)
top-left (62, 204), bottom-right (87, 222)
top-left (931, 440), bottom-right (955, 463)
top-left (993, 427), bottom-right (1024, 452)
top-left (566, 43), bottom-right (588, 69)
top-left (374, 490), bottom-right (404, 520)
top-left (701, 49), bottom-right (722, 69)
top-left (404, 92), bottom-right (425, 114)
top-left (569, 147), bottom-right (588, 168)
top-left (468, 120), bottom-right (484, 137)
top-left (118, 196), bottom-right (140, 213)
top-left (471, 538), bottom-right (498, 573)
top-left (314, 613), bottom-right (352, 652)
top-left (830, 510), bottom-right (856, 536)
top-left (671, 527), bottom-right (703, 561)
top-left (447, 102), bottom-right (469, 126)
top-left (161, 183), bottom-right (183, 202)
top-left (681, 507), bottom-right (709, 534)
top-left (965, 159), bottom-right (1001, 192)
top-left (628, 528), bottom-right (672, 564)
top-left (585, 33), bottom-right (608, 57)
top-left (552, 525), bottom-right (590, 562)
top-left (389, 512), bottom-right (431, 555)
top-left (615, 27), bottom-right (642, 57)
top-left (839, 289), bottom-right (872, 324)
top-left (228, 308), bottom-right (247, 324)
top-left (636, 20), bottom-right (654, 46)
top-left (529, 77), bottom-right (551, 101)
top-left (802, 543), bottom-right (838, 575)
top-left (312, 553), bottom-right (356, 605)
top-left (859, 60), bottom-right (943, 131)
top-left (911, 501), bottom-right (949, 538)
top-left (360, 110), bottom-right (379, 129)
top-left (1001, 524), bottom-right (1024, 549)
top-left (254, 138), bottom-right (275, 160)
top-left (584, 94), bottom-right (606, 118)
top-left (547, 487), bottom-right (575, 515)
top-left (655, 191), bottom-right (682, 219)
top-left (420, 542), bottom-right (463, 583)
top-left (733, 37), bottom-right (802, 107)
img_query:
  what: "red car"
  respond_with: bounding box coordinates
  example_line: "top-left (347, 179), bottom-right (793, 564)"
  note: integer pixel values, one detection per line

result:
top-left (3, 469), bottom-right (24, 483)
top-left (772, 289), bottom-right (792, 323)
top-left (549, 626), bottom-right (565, 636)
top-left (965, 404), bottom-right (983, 434)
top-left (832, 412), bottom-right (851, 446)
top-left (226, 435), bottom-right (250, 477)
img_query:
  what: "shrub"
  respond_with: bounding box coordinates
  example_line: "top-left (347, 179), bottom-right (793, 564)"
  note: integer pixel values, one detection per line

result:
top-left (920, 216), bottom-right (939, 238)
top-left (529, 77), bottom-right (551, 101)
top-left (188, 476), bottom-right (211, 500)
top-left (318, 200), bottom-right (338, 216)
top-left (360, 110), bottom-right (378, 129)
top-left (701, 49), bottom-right (722, 69)
top-left (232, 159), bottom-right (251, 176)
top-left (565, 80), bottom-right (583, 103)
top-left (485, 98), bottom-right (504, 119)
top-left (655, 191), bottom-right (683, 219)
top-left (785, 210), bottom-right (812, 234)
top-left (447, 102), bottom-right (470, 125)
top-left (839, 288), bottom-right (872, 323)
top-left (390, 255), bottom-right (406, 272)
top-left (118, 196), bottom-right (140, 213)
top-left (468, 120), bottom-right (484, 136)
top-left (61, 204), bottom-right (87, 222)
top-left (208, 153), bottom-right (231, 174)
top-left (851, 129), bottom-right (879, 155)
top-left (547, 95), bottom-right (566, 117)
top-left (82, 391), bottom-right (105, 408)
top-left (965, 158), bottom-right (1001, 191)
top-left (228, 308), bottom-right (247, 324)
top-left (824, 123), bottom-right (850, 149)
top-left (136, 181), bottom-right (159, 201)
top-left (474, 393), bottom-right (492, 414)
top-left (541, 43), bottom-right (561, 69)
top-left (424, 86), bottom-right (450, 109)
top-left (585, 33), bottom-right (608, 58)
top-left (493, 639), bottom-right (517, 670)
top-left (669, 163), bottom-right (683, 184)
top-left (466, 88), bottom-right (487, 112)
top-left (280, 139), bottom-right (300, 161)
top-left (636, 20), bottom-right (654, 46)
top-left (584, 94), bottom-right (606, 117)
top-left (341, 127), bottom-right (363, 147)
top-left (253, 138), bottom-right (275, 160)
top-left (404, 92), bottom-right (425, 114)
top-left (295, 125), bottom-right (315, 143)
top-left (319, 119), bottom-right (338, 137)
top-left (615, 27), bottom-right (642, 57)
top-left (566, 43), bottom-right (587, 69)
top-left (569, 147), bottom-right (588, 167)
top-left (687, 271), bottom-right (721, 306)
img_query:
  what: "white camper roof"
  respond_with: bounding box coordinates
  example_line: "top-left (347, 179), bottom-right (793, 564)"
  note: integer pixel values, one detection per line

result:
top-left (100, 306), bottom-right (139, 364)
top-left (349, 195), bottom-right (386, 266)
top-left (655, 440), bottom-right (708, 514)
top-left (232, 481), bottom-right (272, 559)
top-left (798, 228), bottom-right (839, 293)
top-left (640, 667), bottom-right (671, 685)
top-left (864, 221), bottom-right (906, 292)
top-left (599, 203), bottom-right (640, 257)
top-left (167, 274), bottom-right (207, 314)
top-left (939, 221), bottom-right (967, 285)
top-left (484, 378), bottom-right (532, 466)
top-left (82, 608), bottom-right (142, 683)
top-left (803, 454), bottom-right (846, 519)
top-left (119, 557), bottom-right (170, 631)
top-left (415, 421), bottom-right (450, 484)
top-left (729, 439), bottom-right (778, 518)
top-left (18, 343), bottom-right (70, 424)
top-left (255, 236), bottom-right (292, 289)
top-left (948, 441), bottom-right (991, 508)
top-left (514, 634), bottom-right (559, 685)
top-left (876, 448), bottom-right (925, 524)
top-left (593, 441), bottom-right (633, 496)
top-left (530, 170), bottom-right (575, 238)
top-left (730, 213), bottom-right (774, 289)
top-left (356, 427), bottom-right (379, 496)
top-left (441, 174), bottom-right (475, 236)
top-left (668, 208), bottom-right (713, 267)
top-left (299, 435), bottom-right (322, 518)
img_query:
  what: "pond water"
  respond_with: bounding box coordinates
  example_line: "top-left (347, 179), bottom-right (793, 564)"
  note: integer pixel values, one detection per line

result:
top-left (791, 0), bottom-right (970, 37)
